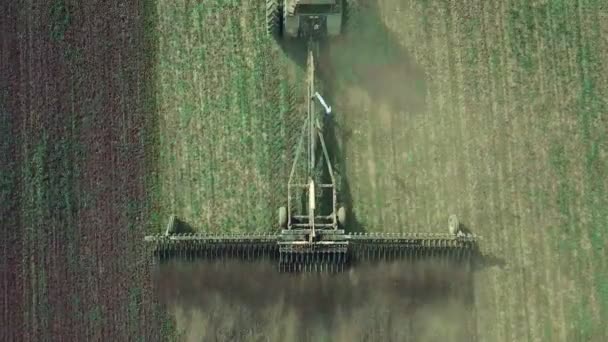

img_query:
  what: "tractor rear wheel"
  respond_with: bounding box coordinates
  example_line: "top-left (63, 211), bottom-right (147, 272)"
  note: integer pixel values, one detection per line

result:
top-left (266, 0), bottom-right (280, 37)
top-left (337, 206), bottom-right (346, 226)
top-left (278, 206), bottom-right (287, 227)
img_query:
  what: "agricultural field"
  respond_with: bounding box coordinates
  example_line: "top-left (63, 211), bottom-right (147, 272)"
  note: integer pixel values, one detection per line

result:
top-left (2, 0), bottom-right (607, 341)
top-left (153, 0), bottom-right (608, 341)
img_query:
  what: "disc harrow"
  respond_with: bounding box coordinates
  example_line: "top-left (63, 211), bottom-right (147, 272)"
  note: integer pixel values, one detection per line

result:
top-left (146, 231), bottom-right (477, 272)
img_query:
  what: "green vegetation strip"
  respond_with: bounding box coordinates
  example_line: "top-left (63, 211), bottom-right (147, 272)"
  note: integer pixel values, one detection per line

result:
top-left (155, 0), bottom-right (298, 233)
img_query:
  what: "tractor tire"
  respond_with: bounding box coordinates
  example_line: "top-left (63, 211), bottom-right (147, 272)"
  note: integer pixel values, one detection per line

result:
top-left (448, 214), bottom-right (460, 235)
top-left (278, 206), bottom-right (288, 228)
top-left (266, 0), bottom-right (280, 37)
top-left (337, 206), bottom-right (346, 226)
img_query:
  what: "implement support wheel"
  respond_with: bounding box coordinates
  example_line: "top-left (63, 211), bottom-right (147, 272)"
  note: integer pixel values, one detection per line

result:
top-left (279, 206), bottom-right (287, 228)
top-left (448, 214), bottom-right (460, 235)
top-left (337, 206), bottom-right (346, 226)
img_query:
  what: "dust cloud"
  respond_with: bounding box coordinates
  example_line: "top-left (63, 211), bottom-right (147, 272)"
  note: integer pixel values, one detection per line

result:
top-left (314, 1), bottom-right (428, 117)
top-left (153, 260), bottom-right (475, 342)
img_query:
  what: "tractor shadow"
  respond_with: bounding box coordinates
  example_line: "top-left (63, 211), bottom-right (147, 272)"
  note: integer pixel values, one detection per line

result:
top-left (276, 35), bottom-right (310, 68)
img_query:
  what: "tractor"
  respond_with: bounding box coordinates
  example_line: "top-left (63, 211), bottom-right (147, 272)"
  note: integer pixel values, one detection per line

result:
top-left (267, 0), bottom-right (345, 39)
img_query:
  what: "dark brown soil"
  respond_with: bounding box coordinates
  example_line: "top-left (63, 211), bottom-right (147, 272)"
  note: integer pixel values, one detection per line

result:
top-left (1, 1), bottom-right (169, 340)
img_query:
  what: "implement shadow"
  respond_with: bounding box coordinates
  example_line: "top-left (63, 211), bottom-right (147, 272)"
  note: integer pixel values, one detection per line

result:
top-left (460, 223), bottom-right (507, 272)
top-left (320, 106), bottom-right (365, 233)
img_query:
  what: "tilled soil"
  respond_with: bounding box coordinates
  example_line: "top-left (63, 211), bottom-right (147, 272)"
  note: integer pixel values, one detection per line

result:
top-left (155, 260), bottom-right (475, 342)
top-left (1, 1), bottom-right (168, 340)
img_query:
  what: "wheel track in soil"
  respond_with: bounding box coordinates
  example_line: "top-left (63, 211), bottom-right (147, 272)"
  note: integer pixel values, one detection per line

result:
top-left (436, 7), bottom-right (473, 342)
top-left (498, 1), bottom-right (531, 339)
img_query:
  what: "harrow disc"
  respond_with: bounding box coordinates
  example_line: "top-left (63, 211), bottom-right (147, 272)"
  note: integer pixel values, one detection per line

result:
top-left (146, 233), bottom-right (281, 263)
top-left (346, 232), bottom-right (476, 267)
top-left (145, 231), bottom-right (478, 272)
